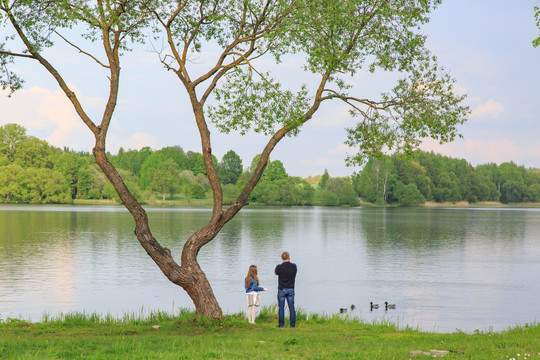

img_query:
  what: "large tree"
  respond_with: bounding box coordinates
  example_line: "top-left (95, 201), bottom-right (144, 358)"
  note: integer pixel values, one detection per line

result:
top-left (356, 157), bottom-right (395, 204)
top-left (150, 158), bottom-right (182, 200)
top-left (1, 0), bottom-right (469, 317)
top-left (0, 123), bottom-right (27, 163)
top-left (217, 150), bottom-right (243, 184)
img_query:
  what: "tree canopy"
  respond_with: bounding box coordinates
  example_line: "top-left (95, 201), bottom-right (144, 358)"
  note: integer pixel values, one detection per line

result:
top-left (1, 0), bottom-right (469, 317)
top-left (534, 6), bottom-right (540, 48)
top-left (217, 150), bottom-right (243, 185)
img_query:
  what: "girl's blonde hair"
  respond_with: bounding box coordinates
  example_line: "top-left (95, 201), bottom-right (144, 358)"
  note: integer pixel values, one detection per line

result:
top-left (245, 265), bottom-right (259, 288)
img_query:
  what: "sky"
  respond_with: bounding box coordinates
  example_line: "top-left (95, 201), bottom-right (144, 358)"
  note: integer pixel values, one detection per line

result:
top-left (1, 0), bottom-right (539, 178)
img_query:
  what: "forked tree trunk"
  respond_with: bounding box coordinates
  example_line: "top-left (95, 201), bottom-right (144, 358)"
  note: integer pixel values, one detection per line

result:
top-left (94, 146), bottom-right (223, 317)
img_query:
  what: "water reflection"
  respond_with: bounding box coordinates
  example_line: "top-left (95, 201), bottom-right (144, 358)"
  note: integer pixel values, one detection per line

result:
top-left (0, 205), bottom-right (539, 333)
top-left (356, 208), bottom-right (535, 332)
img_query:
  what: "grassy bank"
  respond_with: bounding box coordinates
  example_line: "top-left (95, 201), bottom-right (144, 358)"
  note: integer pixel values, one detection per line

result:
top-left (1, 308), bottom-right (538, 359)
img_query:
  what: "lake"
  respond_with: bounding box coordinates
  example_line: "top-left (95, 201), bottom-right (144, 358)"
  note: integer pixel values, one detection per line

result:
top-left (1, 205), bottom-right (539, 333)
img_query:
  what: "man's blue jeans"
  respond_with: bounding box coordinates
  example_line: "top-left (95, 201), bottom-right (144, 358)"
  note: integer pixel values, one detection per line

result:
top-left (277, 288), bottom-right (296, 328)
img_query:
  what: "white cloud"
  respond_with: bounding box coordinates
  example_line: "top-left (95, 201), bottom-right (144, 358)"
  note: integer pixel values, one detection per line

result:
top-left (468, 96), bottom-right (483, 105)
top-left (328, 143), bottom-right (358, 156)
top-left (116, 132), bottom-right (158, 151)
top-left (0, 85), bottom-right (106, 151)
top-left (37, 91), bottom-right (85, 142)
top-left (311, 105), bottom-right (355, 128)
top-left (420, 138), bottom-right (522, 165)
top-left (295, 142), bottom-right (360, 176)
top-left (307, 157), bottom-right (332, 167)
top-left (452, 83), bottom-right (468, 97)
top-left (470, 99), bottom-right (504, 119)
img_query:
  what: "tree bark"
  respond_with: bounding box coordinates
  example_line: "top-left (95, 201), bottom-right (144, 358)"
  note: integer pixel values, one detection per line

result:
top-left (93, 146), bottom-right (224, 316)
top-left (182, 260), bottom-right (222, 317)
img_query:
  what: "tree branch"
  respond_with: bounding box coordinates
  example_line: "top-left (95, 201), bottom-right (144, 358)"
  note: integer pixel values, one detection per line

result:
top-left (221, 69), bottom-right (332, 223)
top-left (192, 0), bottom-right (291, 89)
top-left (54, 31), bottom-right (110, 68)
top-left (199, 49), bottom-right (271, 106)
top-left (324, 88), bottom-right (401, 111)
top-left (0, 50), bottom-right (34, 59)
top-left (3, 3), bottom-right (98, 134)
top-left (97, 26), bottom-right (121, 142)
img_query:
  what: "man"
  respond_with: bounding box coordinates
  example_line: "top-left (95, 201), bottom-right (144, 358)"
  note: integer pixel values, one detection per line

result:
top-left (274, 251), bottom-right (297, 328)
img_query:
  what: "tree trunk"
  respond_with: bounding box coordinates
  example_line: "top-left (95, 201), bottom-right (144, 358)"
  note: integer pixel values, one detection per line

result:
top-left (182, 261), bottom-right (222, 317)
top-left (93, 146), bottom-right (223, 317)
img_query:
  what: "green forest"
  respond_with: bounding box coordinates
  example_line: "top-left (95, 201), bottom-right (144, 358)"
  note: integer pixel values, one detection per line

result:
top-left (0, 123), bottom-right (357, 206)
top-left (1, 123), bottom-right (539, 207)
top-left (353, 152), bottom-right (540, 206)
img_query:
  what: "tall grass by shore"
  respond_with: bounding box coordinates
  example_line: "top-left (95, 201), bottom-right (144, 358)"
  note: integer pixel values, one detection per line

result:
top-left (1, 307), bottom-right (538, 359)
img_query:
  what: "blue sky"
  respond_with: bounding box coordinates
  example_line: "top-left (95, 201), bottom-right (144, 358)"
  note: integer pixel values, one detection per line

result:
top-left (1, 0), bottom-right (539, 177)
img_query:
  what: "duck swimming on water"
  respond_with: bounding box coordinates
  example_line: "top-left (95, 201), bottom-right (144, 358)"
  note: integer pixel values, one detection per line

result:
top-left (370, 302), bottom-right (379, 311)
top-left (385, 301), bottom-right (396, 310)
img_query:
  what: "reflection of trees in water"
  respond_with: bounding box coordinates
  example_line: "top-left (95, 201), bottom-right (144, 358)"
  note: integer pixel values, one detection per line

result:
top-left (214, 216), bottom-right (243, 256)
top-left (464, 209), bottom-right (526, 244)
top-left (0, 209), bottom-right (177, 280)
top-left (201, 215), bottom-right (245, 267)
top-left (0, 210), bottom-right (96, 309)
top-left (1, 210), bottom-right (83, 260)
top-left (147, 210), bottom-right (212, 249)
top-left (242, 210), bottom-right (285, 256)
top-left (317, 208), bottom-right (364, 249)
top-left (359, 208), bottom-right (526, 252)
top-left (361, 208), bottom-right (466, 250)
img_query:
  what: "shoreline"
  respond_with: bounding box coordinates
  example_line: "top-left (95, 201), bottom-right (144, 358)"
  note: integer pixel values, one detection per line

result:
top-left (3, 199), bottom-right (539, 208)
top-left (423, 200), bottom-right (540, 208)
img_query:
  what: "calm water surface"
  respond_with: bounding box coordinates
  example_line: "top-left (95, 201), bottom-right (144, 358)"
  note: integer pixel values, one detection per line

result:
top-left (1, 205), bottom-right (539, 332)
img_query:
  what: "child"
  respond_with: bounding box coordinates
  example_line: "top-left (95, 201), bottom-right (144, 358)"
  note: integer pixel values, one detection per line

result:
top-left (245, 265), bottom-right (267, 324)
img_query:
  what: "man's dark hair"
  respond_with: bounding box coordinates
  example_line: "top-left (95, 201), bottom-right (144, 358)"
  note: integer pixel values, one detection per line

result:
top-left (281, 251), bottom-right (290, 261)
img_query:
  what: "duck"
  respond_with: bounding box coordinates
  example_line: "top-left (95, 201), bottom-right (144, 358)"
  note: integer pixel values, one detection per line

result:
top-left (370, 302), bottom-right (379, 311)
top-left (339, 308), bottom-right (348, 314)
top-left (385, 301), bottom-right (396, 310)
top-left (350, 304), bottom-right (356, 311)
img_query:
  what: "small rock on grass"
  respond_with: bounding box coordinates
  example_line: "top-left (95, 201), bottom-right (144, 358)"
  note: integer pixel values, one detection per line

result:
top-left (409, 349), bottom-right (450, 357)
top-left (409, 350), bottom-right (431, 356)
top-left (430, 350), bottom-right (450, 357)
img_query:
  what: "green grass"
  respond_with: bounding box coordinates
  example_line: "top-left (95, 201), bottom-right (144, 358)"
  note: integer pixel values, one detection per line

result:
top-left (0, 308), bottom-right (538, 359)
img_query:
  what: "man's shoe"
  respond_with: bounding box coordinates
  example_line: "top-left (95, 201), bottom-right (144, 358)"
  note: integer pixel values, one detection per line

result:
top-left (275, 325), bottom-right (283, 328)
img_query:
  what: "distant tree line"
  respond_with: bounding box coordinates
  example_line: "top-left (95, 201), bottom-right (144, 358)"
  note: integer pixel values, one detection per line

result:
top-left (353, 151), bottom-right (540, 206)
top-left (7, 125), bottom-right (537, 207)
top-left (0, 124), bottom-right (359, 206)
